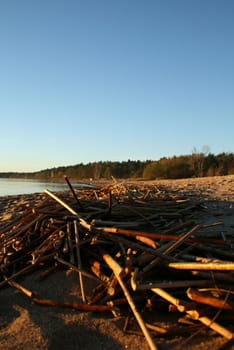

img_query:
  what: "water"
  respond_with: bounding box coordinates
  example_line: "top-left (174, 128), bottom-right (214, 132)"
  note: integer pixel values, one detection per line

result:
top-left (0, 178), bottom-right (74, 196)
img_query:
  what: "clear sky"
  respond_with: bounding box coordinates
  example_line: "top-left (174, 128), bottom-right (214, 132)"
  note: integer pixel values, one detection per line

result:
top-left (0, 0), bottom-right (233, 172)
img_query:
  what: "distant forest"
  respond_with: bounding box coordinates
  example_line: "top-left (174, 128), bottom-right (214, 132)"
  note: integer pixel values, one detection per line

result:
top-left (1, 152), bottom-right (234, 181)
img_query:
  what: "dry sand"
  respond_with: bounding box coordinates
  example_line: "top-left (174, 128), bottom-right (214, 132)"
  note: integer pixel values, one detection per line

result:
top-left (0, 175), bottom-right (233, 350)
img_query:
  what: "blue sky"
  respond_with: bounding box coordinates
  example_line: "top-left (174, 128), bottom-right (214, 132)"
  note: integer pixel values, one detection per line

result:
top-left (0, 0), bottom-right (233, 172)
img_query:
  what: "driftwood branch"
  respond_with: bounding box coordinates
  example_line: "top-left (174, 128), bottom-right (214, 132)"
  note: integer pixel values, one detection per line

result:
top-left (7, 279), bottom-right (112, 312)
top-left (187, 288), bottom-right (234, 312)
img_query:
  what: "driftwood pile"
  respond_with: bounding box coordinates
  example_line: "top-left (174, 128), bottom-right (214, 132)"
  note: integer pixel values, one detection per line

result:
top-left (0, 177), bottom-right (234, 349)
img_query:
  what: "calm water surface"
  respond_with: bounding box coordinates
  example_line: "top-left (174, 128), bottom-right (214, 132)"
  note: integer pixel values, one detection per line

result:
top-left (0, 178), bottom-right (74, 196)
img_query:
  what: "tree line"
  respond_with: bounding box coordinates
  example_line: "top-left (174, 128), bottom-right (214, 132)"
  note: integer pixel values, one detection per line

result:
top-left (1, 152), bottom-right (234, 181)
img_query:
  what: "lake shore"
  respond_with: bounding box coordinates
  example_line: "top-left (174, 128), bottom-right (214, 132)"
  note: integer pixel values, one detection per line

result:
top-left (0, 175), bottom-right (233, 350)
top-left (1, 174), bottom-right (234, 223)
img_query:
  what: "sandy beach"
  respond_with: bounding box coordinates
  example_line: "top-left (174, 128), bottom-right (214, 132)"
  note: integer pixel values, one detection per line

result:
top-left (0, 175), bottom-right (233, 350)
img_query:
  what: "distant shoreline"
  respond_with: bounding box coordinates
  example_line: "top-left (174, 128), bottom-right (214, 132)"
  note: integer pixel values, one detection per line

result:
top-left (1, 175), bottom-right (233, 225)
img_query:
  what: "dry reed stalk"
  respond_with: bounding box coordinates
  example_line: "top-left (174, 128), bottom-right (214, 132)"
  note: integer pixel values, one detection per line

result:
top-left (152, 288), bottom-right (234, 340)
top-left (64, 175), bottom-right (84, 209)
top-left (44, 189), bottom-right (90, 231)
top-left (102, 252), bottom-right (158, 350)
top-left (0, 214), bottom-right (43, 249)
top-left (0, 264), bottom-right (37, 289)
top-left (54, 255), bottom-right (100, 282)
top-left (74, 220), bottom-right (86, 303)
top-left (100, 231), bottom-right (174, 261)
top-left (132, 279), bottom-right (214, 290)
top-left (138, 225), bottom-right (201, 278)
top-left (169, 261), bottom-right (234, 271)
top-left (191, 270), bottom-right (234, 284)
